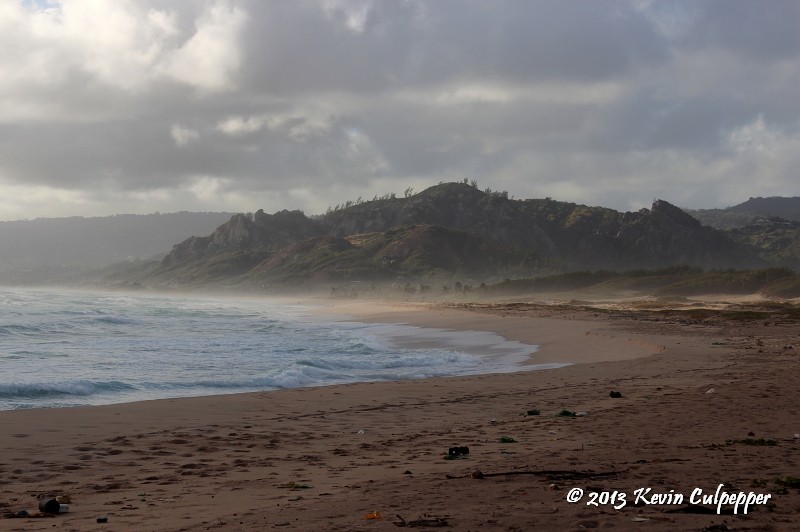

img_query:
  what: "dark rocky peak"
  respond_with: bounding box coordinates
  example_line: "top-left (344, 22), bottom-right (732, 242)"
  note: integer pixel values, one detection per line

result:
top-left (254, 208), bottom-right (309, 226)
top-left (160, 214), bottom-right (252, 268)
top-left (251, 209), bottom-right (323, 247)
top-left (650, 199), bottom-right (702, 228)
top-left (161, 210), bottom-right (323, 268)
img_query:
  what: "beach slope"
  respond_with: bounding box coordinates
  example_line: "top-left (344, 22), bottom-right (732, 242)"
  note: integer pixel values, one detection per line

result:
top-left (1, 300), bottom-right (799, 530)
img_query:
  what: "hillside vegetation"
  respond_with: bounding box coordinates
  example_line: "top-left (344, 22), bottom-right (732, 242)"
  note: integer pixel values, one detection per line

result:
top-left (484, 267), bottom-right (800, 299)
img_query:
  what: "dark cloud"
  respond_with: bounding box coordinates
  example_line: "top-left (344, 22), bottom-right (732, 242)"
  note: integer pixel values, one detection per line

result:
top-left (0, 0), bottom-right (798, 220)
top-left (682, 0), bottom-right (800, 59)
top-left (240, 0), bottom-right (667, 95)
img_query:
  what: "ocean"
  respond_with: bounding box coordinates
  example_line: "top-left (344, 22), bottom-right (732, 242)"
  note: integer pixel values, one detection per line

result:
top-left (0, 287), bottom-right (555, 411)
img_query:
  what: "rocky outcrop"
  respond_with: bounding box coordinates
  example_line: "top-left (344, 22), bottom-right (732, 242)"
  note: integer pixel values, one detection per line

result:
top-left (623, 200), bottom-right (748, 268)
top-left (161, 210), bottom-right (323, 269)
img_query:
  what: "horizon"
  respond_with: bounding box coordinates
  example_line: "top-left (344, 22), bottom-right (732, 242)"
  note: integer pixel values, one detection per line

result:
top-left (0, 183), bottom-right (795, 224)
top-left (2, 1), bottom-right (800, 220)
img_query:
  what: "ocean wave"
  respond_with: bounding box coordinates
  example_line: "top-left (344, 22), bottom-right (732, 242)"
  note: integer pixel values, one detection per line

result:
top-left (146, 351), bottom-right (482, 392)
top-left (266, 367), bottom-right (328, 389)
top-left (293, 349), bottom-right (477, 371)
top-left (92, 315), bottom-right (141, 326)
top-left (0, 287), bottom-right (543, 410)
top-left (0, 380), bottom-right (137, 398)
top-left (147, 369), bottom-right (324, 392)
top-left (0, 323), bottom-right (43, 336)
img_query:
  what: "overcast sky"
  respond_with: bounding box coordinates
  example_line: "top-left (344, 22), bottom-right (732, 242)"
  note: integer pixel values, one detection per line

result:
top-left (1, 0), bottom-right (799, 221)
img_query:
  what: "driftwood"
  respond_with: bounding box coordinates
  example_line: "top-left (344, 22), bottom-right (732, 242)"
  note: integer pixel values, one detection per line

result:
top-left (394, 514), bottom-right (449, 527)
top-left (445, 468), bottom-right (628, 480)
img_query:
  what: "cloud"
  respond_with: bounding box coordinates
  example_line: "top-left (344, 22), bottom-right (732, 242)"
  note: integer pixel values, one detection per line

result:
top-left (321, 0), bottom-right (373, 34)
top-left (0, 178), bottom-right (90, 221)
top-left (720, 115), bottom-right (800, 199)
top-left (0, 0), bottom-right (798, 221)
top-left (0, 0), bottom-right (177, 96)
top-left (171, 124), bottom-right (200, 146)
top-left (159, 1), bottom-right (246, 91)
top-left (216, 115), bottom-right (264, 136)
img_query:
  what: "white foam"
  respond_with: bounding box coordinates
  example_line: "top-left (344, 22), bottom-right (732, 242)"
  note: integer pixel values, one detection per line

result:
top-left (0, 287), bottom-right (558, 410)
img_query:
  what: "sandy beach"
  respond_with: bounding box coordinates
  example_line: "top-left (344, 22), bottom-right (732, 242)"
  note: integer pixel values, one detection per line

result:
top-left (1, 296), bottom-right (799, 530)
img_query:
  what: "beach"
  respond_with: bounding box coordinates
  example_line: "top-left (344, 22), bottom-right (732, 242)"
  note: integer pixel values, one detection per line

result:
top-left (1, 297), bottom-right (799, 530)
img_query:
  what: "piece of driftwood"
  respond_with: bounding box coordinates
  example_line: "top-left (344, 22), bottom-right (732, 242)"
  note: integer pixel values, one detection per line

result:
top-left (394, 514), bottom-right (449, 527)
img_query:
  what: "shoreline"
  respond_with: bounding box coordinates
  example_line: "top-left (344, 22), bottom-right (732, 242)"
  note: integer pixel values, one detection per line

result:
top-left (1, 296), bottom-right (799, 530)
top-left (315, 298), bottom-right (668, 365)
top-left (0, 294), bottom-right (661, 413)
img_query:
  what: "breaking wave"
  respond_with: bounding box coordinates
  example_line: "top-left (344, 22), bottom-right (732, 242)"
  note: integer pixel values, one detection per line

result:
top-left (0, 287), bottom-right (543, 410)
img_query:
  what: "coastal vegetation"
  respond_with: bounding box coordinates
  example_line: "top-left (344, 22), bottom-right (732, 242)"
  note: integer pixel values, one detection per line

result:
top-left (483, 267), bottom-right (800, 298)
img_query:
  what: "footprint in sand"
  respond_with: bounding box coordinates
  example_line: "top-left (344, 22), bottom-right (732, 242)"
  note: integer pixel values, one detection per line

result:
top-left (91, 482), bottom-right (125, 493)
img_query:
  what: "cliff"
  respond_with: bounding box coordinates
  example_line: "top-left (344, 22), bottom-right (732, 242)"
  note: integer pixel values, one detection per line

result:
top-left (160, 210), bottom-right (323, 268)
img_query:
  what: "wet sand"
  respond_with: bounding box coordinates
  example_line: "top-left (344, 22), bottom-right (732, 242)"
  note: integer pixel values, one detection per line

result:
top-left (1, 297), bottom-right (799, 530)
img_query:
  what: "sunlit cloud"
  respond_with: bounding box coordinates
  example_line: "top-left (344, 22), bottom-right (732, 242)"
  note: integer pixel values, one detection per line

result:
top-left (170, 124), bottom-right (200, 147)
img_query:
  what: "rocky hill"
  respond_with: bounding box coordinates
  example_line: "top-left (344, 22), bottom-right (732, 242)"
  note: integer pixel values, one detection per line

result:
top-left (143, 183), bottom-right (763, 287)
top-left (160, 210), bottom-right (322, 268)
top-left (684, 197), bottom-right (800, 269)
top-left (686, 197), bottom-right (800, 229)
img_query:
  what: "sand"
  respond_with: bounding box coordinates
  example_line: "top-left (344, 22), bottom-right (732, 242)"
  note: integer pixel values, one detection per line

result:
top-left (1, 297), bottom-right (799, 530)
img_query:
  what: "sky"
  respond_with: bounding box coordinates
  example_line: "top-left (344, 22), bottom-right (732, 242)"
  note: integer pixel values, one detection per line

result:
top-left (1, 0), bottom-right (799, 221)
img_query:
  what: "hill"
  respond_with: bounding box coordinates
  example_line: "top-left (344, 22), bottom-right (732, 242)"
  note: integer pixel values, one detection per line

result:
top-left (686, 196), bottom-right (800, 229)
top-left (684, 197), bottom-right (800, 269)
top-left (0, 212), bottom-right (234, 285)
top-left (139, 183), bottom-right (761, 288)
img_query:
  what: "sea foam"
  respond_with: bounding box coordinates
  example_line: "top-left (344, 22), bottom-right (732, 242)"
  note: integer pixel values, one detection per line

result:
top-left (0, 287), bottom-right (550, 410)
